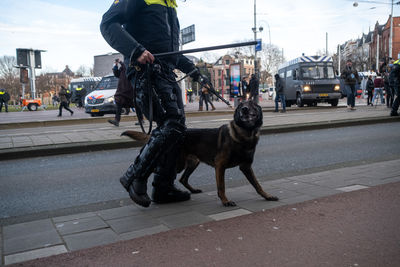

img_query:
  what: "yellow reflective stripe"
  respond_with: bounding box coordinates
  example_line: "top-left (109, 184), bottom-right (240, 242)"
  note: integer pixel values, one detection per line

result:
top-left (76, 88), bottom-right (82, 91)
top-left (394, 59), bottom-right (400, 65)
top-left (144, 0), bottom-right (177, 8)
top-left (0, 92), bottom-right (4, 95)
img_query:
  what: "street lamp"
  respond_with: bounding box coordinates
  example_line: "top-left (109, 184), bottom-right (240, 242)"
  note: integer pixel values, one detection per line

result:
top-left (252, 0), bottom-right (263, 77)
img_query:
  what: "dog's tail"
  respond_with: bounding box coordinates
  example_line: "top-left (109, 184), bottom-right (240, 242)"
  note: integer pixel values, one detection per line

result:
top-left (121, 130), bottom-right (150, 144)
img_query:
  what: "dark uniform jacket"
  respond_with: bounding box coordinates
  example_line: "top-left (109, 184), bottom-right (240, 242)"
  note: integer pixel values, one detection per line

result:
top-left (275, 77), bottom-right (284, 94)
top-left (389, 61), bottom-right (400, 88)
top-left (248, 76), bottom-right (259, 96)
top-left (0, 90), bottom-right (10, 102)
top-left (100, 0), bottom-right (195, 74)
top-left (113, 62), bottom-right (134, 107)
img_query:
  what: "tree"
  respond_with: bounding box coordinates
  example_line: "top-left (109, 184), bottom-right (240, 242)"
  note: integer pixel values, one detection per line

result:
top-left (75, 65), bottom-right (90, 77)
top-left (0, 56), bottom-right (21, 101)
top-left (258, 43), bottom-right (285, 84)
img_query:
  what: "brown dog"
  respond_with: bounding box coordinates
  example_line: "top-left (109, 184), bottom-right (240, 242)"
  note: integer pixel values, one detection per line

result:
top-left (122, 100), bottom-right (278, 206)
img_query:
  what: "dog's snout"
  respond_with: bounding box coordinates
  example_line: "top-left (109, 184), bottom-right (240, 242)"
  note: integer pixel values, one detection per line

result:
top-left (241, 106), bottom-right (249, 114)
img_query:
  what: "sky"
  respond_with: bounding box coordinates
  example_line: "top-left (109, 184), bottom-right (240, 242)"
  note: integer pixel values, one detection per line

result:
top-left (0, 0), bottom-right (398, 74)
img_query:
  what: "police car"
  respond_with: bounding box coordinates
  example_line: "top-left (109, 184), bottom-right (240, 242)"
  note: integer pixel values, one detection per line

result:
top-left (84, 74), bottom-right (129, 116)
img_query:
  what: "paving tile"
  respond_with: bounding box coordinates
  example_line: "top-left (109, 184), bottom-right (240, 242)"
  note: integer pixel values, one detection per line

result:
top-left (118, 225), bottom-right (170, 241)
top-left (275, 181), bottom-right (315, 190)
top-left (336, 184), bottom-right (369, 192)
top-left (208, 208), bottom-right (252, 221)
top-left (190, 201), bottom-right (240, 215)
top-left (141, 203), bottom-right (192, 218)
top-left (4, 245), bottom-right (67, 265)
top-left (294, 185), bottom-right (340, 198)
top-left (237, 199), bottom-right (286, 212)
top-left (4, 230), bottom-right (63, 255)
top-left (107, 214), bottom-right (160, 234)
top-left (0, 143), bottom-right (12, 149)
top-left (55, 216), bottom-right (108, 235)
top-left (0, 137), bottom-right (12, 143)
top-left (266, 188), bottom-right (302, 200)
top-left (159, 211), bottom-right (213, 229)
top-left (52, 212), bottom-right (97, 223)
top-left (97, 205), bottom-right (142, 220)
top-left (3, 219), bottom-right (55, 240)
top-left (312, 178), bottom-right (356, 188)
top-left (12, 142), bottom-right (33, 148)
top-left (63, 229), bottom-right (119, 251)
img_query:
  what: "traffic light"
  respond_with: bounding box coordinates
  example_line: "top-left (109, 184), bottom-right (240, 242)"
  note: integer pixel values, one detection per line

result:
top-left (16, 49), bottom-right (29, 67)
top-left (34, 50), bottom-right (42, 68)
top-left (20, 68), bottom-right (29, 84)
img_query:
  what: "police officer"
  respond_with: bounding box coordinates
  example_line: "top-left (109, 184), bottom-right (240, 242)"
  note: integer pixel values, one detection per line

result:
top-left (0, 88), bottom-right (10, 112)
top-left (389, 59), bottom-right (400, 116)
top-left (101, 0), bottom-right (205, 207)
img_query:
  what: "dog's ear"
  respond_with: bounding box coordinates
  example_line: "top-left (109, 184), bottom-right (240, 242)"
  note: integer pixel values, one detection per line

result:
top-left (234, 102), bottom-right (243, 123)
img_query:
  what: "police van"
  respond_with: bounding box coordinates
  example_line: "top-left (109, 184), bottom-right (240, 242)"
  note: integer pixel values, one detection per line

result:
top-left (68, 77), bottom-right (101, 104)
top-left (277, 55), bottom-right (341, 107)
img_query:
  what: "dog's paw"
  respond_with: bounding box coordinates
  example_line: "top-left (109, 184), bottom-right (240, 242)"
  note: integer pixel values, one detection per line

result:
top-left (265, 195), bottom-right (279, 201)
top-left (223, 201), bottom-right (237, 207)
top-left (191, 189), bottom-right (202, 194)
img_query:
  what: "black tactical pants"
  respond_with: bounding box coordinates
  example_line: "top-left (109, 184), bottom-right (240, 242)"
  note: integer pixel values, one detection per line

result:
top-left (131, 64), bottom-right (186, 187)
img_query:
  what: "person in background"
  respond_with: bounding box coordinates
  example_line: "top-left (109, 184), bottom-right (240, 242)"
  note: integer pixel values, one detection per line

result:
top-left (371, 74), bottom-right (384, 106)
top-left (58, 86), bottom-right (74, 117)
top-left (52, 94), bottom-right (60, 107)
top-left (274, 74), bottom-right (286, 113)
top-left (385, 61), bottom-right (394, 108)
top-left (0, 88), bottom-right (10, 113)
top-left (201, 87), bottom-right (215, 111)
top-left (389, 59), bottom-right (400, 116)
top-left (187, 88), bottom-right (193, 103)
top-left (248, 74), bottom-right (260, 104)
top-left (340, 59), bottom-right (359, 111)
top-left (108, 58), bottom-right (143, 127)
top-left (365, 75), bottom-right (374, 106)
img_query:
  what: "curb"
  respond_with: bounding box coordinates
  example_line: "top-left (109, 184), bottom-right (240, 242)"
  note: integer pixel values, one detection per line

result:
top-left (0, 116), bottom-right (398, 161)
top-left (0, 106), bottom-right (344, 130)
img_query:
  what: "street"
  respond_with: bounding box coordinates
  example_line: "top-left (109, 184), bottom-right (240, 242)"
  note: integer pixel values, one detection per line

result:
top-left (1, 122), bottom-right (399, 222)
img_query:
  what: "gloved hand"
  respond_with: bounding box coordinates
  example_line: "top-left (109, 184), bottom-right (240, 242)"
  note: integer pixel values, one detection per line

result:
top-left (190, 68), bottom-right (210, 87)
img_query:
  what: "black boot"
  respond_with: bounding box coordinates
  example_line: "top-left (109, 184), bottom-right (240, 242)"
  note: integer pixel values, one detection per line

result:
top-left (152, 182), bottom-right (190, 204)
top-left (151, 150), bottom-right (190, 204)
top-left (119, 125), bottom-right (184, 207)
top-left (119, 164), bottom-right (151, 208)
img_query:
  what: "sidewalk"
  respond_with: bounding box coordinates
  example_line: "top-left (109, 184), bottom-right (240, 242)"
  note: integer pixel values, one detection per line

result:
top-left (2, 159), bottom-right (400, 266)
top-left (1, 98), bottom-right (400, 265)
top-left (0, 100), bottom-right (398, 160)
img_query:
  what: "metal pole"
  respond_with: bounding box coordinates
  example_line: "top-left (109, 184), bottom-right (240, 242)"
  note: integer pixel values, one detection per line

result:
top-left (389, 0), bottom-right (394, 59)
top-left (254, 0), bottom-right (257, 76)
top-left (377, 34), bottom-right (380, 71)
top-left (326, 32), bottom-right (328, 56)
top-left (338, 45), bottom-right (341, 74)
top-left (28, 50), bottom-right (36, 99)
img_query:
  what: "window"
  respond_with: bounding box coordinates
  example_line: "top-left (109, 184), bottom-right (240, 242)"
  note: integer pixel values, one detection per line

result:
top-left (300, 64), bottom-right (335, 79)
top-left (225, 60), bottom-right (230, 65)
top-left (218, 79), bottom-right (222, 87)
top-left (286, 70), bottom-right (292, 78)
top-left (218, 70), bottom-right (221, 76)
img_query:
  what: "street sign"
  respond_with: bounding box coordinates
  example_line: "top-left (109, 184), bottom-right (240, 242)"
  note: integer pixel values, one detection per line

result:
top-left (181, 24), bottom-right (195, 45)
top-left (255, 39), bottom-right (262, 52)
